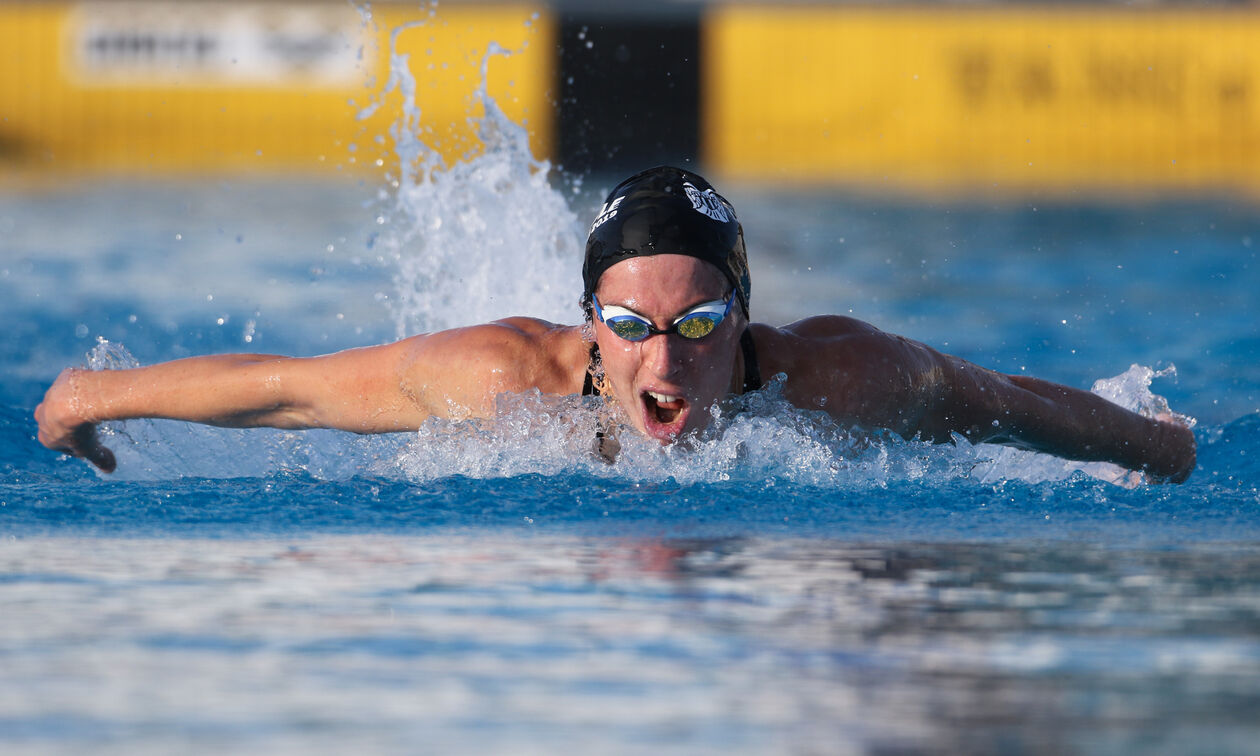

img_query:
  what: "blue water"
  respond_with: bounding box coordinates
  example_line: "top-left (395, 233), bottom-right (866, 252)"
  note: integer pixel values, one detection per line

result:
top-left (3, 173), bottom-right (1260, 755)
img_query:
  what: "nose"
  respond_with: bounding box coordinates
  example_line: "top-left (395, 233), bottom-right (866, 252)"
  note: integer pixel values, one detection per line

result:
top-left (642, 333), bottom-right (685, 378)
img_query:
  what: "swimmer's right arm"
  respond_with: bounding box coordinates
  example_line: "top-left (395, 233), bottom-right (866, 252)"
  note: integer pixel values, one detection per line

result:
top-left (35, 354), bottom-right (288, 473)
top-left (34, 323), bottom-right (550, 472)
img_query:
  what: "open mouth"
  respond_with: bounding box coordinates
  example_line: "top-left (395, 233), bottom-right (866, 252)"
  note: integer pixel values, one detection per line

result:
top-left (641, 390), bottom-right (689, 439)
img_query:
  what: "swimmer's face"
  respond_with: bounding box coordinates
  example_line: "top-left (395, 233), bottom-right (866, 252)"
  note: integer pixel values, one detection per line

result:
top-left (593, 254), bottom-right (744, 444)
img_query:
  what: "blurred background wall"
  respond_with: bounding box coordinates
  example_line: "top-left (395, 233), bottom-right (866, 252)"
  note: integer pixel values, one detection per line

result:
top-left (1, 0), bottom-right (1257, 199)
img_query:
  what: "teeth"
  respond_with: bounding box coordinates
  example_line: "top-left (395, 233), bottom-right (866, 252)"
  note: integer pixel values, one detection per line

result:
top-left (646, 391), bottom-right (680, 404)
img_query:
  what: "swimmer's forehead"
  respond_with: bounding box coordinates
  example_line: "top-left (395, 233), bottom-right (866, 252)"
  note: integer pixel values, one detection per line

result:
top-left (594, 255), bottom-right (729, 312)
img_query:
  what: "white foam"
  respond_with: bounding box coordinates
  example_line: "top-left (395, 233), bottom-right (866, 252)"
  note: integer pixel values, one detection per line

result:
top-left (387, 377), bottom-right (989, 487)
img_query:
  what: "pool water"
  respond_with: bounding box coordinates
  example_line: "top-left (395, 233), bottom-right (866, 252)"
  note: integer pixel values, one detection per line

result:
top-left (4, 54), bottom-right (1260, 756)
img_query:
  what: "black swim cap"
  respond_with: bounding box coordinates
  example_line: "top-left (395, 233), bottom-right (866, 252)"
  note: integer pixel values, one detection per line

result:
top-left (583, 166), bottom-right (750, 315)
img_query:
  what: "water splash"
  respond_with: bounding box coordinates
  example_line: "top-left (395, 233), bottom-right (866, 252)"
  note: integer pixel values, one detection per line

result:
top-left (384, 366), bottom-right (1194, 488)
top-left (1090, 363), bottom-right (1195, 428)
top-left (389, 377), bottom-right (991, 488)
top-left (362, 18), bottom-right (583, 337)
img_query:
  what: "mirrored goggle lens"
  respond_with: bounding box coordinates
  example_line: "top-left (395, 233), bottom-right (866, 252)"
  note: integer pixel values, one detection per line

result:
top-left (674, 313), bottom-right (721, 339)
top-left (606, 317), bottom-right (653, 341)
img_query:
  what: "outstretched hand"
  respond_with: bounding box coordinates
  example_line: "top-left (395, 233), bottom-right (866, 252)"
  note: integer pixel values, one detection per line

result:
top-left (1147, 413), bottom-right (1196, 484)
top-left (34, 369), bottom-right (117, 473)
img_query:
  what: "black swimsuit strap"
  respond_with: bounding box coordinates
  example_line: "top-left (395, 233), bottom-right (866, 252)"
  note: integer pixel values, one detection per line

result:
top-left (582, 342), bottom-right (601, 396)
top-left (582, 342), bottom-right (617, 462)
top-left (740, 327), bottom-right (762, 393)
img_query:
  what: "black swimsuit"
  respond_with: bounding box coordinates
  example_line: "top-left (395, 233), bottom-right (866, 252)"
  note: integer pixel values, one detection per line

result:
top-left (581, 328), bottom-right (763, 398)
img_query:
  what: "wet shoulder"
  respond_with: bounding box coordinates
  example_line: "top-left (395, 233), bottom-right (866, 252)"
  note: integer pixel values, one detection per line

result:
top-left (397, 318), bottom-right (588, 399)
top-left (748, 316), bottom-right (884, 378)
top-left (747, 316), bottom-right (947, 431)
top-left (471, 318), bottom-right (591, 395)
top-left (773, 315), bottom-right (883, 340)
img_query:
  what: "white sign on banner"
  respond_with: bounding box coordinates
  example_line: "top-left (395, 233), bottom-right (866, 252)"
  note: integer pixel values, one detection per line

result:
top-left (66, 2), bottom-right (371, 87)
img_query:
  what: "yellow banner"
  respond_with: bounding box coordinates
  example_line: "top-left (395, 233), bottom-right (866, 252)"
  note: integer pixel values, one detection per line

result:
top-left (705, 7), bottom-right (1260, 195)
top-left (0, 2), bottom-right (552, 176)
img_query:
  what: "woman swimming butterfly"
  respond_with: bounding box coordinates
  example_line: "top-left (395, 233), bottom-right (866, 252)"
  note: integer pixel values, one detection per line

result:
top-left (35, 166), bottom-right (1196, 482)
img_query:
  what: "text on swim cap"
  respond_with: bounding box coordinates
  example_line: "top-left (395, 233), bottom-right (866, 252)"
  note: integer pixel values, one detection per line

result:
top-left (590, 195), bottom-right (624, 233)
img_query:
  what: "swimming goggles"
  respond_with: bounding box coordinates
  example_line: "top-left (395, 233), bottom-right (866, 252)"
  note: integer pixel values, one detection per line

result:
top-left (592, 290), bottom-right (735, 342)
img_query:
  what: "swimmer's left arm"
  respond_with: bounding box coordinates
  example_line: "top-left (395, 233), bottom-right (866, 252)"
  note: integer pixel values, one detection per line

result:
top-left (925, 360), bottom-right (1196, 483)
top-left (776, 317), bottom-right (1196, 483)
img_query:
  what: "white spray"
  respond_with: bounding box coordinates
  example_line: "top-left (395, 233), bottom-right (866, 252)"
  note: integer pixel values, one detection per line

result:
top-left (356, 13), bottom-right (584, 336)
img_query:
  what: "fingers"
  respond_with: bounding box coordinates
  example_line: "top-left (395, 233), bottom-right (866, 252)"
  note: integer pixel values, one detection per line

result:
top-left (1147, 419), bottom-right (1196, 484)
top-left (1168, 421), bottom-right (1196, 483)
top-left (71, 422), bottom-right (116, 473)
top-left (84, 441), bottom-right (117, 473)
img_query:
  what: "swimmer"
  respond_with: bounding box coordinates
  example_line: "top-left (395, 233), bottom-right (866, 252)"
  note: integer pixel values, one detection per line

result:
top-left (34, 166), bottom-right (1197, 482)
